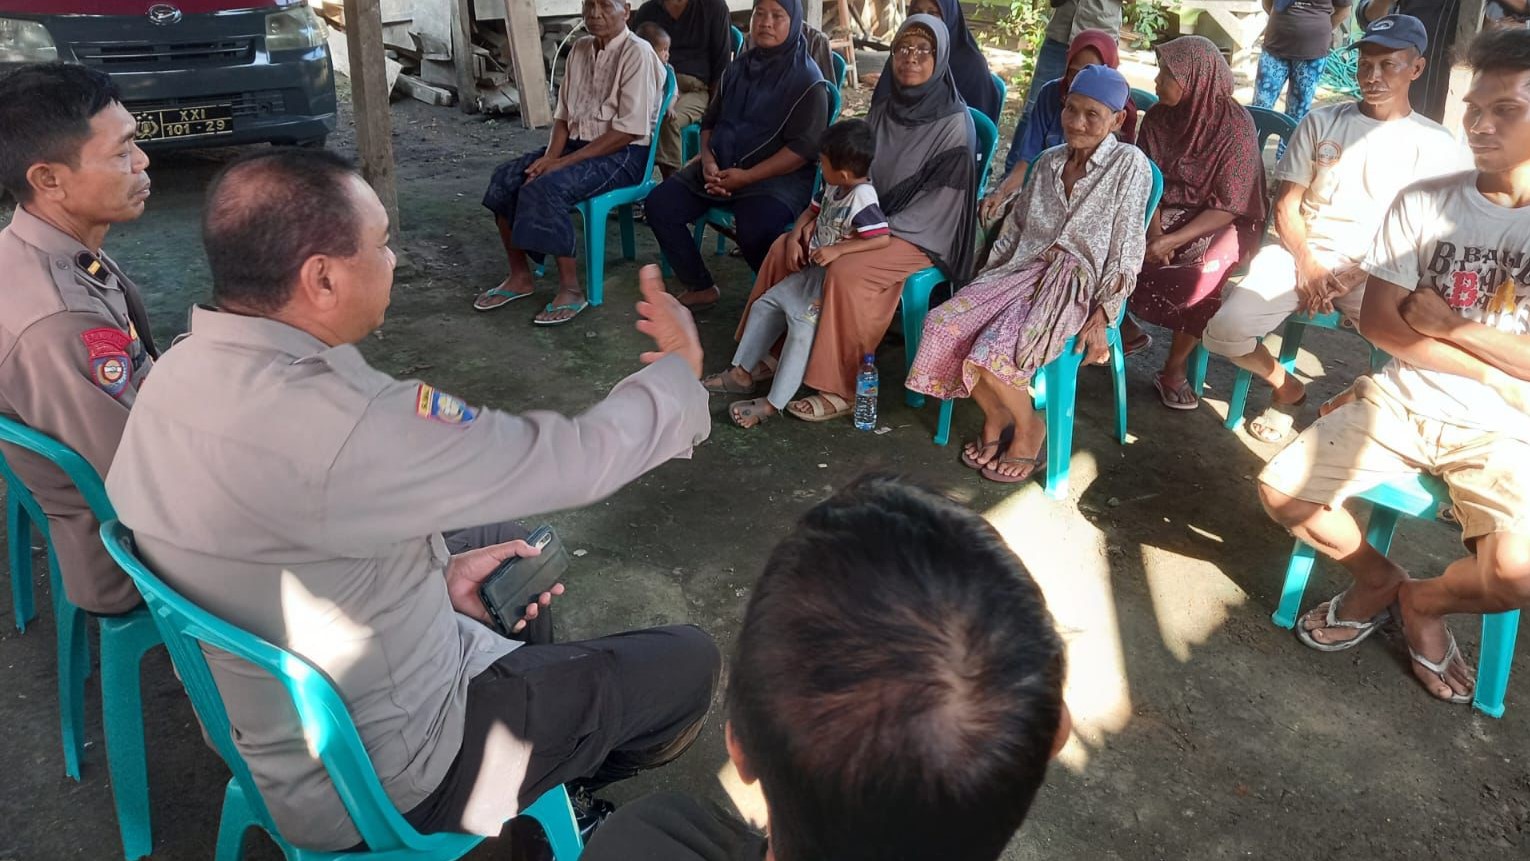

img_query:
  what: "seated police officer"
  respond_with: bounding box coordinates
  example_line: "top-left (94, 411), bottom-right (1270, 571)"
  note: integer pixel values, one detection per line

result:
top-left (106, 149), bottom-right (719, 853)
top-left (0, 63), bottom-right (157, 615)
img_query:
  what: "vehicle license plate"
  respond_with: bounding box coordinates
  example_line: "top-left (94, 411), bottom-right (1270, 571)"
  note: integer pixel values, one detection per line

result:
top-left (133, 105), bottom-right (235, 141)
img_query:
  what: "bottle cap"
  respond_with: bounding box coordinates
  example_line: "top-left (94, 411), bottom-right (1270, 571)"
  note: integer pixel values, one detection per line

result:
top-left (863, 353), bottom-right (875, 363)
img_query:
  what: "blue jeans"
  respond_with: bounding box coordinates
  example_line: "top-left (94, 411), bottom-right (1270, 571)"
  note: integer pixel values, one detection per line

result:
top-left (482, 141), bottom-right (648, 259)
top-left (1254, 52), bottom-right (1327, 157)
top-left (1010, 36), bottom-right (1070, 174)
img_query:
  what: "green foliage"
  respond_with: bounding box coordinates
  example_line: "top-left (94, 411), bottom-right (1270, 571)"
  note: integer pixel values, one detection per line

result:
top-left (1124, 0), bottom-right (1179, 43)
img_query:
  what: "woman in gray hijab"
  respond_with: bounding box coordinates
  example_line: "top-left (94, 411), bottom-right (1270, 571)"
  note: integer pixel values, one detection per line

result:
top-left (731, 14), bottom-right (978, 423)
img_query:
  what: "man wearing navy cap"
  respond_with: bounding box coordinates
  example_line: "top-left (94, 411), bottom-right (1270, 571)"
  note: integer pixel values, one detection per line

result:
top-left (1205, 14), bottom-right (1463, 441)
top-left (1357, 0), bottom-right (1461, 121)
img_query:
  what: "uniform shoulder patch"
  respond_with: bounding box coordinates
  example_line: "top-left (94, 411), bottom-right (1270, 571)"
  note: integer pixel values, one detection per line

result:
top-left (414, 384), bottom-right (477, 426)
top-left (80, 327), bottom-right (132, 398)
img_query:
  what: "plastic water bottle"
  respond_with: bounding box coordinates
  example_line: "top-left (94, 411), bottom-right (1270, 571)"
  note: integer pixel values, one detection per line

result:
top-left (854, 353), bottom-right (878, 431)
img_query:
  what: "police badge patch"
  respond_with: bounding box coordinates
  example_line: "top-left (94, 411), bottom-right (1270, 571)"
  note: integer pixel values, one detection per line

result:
top-left (80, 327), bottom-right (132, 398)
top-left (415, 384), bottom-right (477, 426)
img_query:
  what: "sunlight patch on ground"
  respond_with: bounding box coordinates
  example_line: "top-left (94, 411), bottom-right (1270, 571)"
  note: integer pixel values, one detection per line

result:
top-left (1140, 538), bottom-right (1249, 663)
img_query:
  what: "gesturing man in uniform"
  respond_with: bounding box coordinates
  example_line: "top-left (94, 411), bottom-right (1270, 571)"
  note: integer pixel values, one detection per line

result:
top-left (107, 149), bottom-right (720, 853)
top-left (0, 63), bottom-right (157, 615)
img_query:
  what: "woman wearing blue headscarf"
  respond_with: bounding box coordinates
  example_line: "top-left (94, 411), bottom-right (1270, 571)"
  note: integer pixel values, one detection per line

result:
top-left (645, 0), bottom-right (830, 309)
top-left (904, 0), bottom-right (1001, 122)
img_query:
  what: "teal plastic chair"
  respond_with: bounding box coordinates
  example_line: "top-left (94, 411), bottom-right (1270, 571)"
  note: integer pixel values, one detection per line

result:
top-left (833, 51), bottom-right (848, 92)
top-left (1269, 474), bottom-right (1521, 718)
top-left (534, 66), bottom-right (676, 304)
top-left (1216, 311), bottom-right (1390, 431)
top-left (1130, 87), bottom-right (1158, 111)
top-left (991, 70), bottom-right (1007, 107)
top-left (0, 415), bottom-right (162, 859)
top-left (912, 157), bottom-right (1163, 499)
top-left (97, 520), bottom-right (586, 861)
top-left (898, 105), bottom-right (1001, 411)
top-left (689, 80), bottom-right (842, 264)
top-left (679, 26), bottom-right (746, 161)
top-left (1187, 105), bottom-right (1298, 398)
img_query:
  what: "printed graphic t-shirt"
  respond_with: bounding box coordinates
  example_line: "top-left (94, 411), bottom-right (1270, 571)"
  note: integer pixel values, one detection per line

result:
top-left (809, 180), bottom-right (889, 251)
top-left (1364, 171), bottom-right (1530, 439)
top-left (1276, 101), bottom-right (1462, 262)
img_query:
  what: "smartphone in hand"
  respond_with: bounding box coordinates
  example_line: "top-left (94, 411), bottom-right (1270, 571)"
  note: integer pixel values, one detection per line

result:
top-left (477, 526), bottom-right (570, 637)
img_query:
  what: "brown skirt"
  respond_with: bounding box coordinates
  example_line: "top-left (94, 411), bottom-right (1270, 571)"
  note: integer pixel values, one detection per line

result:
top-left (735, 234), bottom-right (933, 400)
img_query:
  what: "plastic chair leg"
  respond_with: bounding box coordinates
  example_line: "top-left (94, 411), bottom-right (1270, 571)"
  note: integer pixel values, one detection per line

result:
top-left (691, 220), bottom-right (707, 253)
top-left (1368, 346), bottom-right (1390, 373)
top-left (579, 203), bottom-right (608, 308)
top-left (935, 399), bottom-right (953, 446)
top-left (1225, 367), bottom-right (1255, 431)
top-left (1272, 539), bottom-right (1318, 629)
top-left (1364, 505), bottom-right (1401, 557)
top-left (101, 613), bottom-right (162, 860)
top-left (1041, 349), bottom-right (1081, 500)
top-left (9, 490), bottom-right (34, 632)
top-left (1473, 610), bottom-right (1520, 719)
top-left (900, 290), bottom-right (931, 410)
top-left (57, 596), bottom-right (88, 780)
top-left (214, 781), bottom-right (258, 861)
top-left (618, 205), bottom-right (637, 261)
top-left (1189, 343), bottom-right (1209, 398)
top-left (525, 785), bottom-right (585, 861)
top-left (1109, 326), bottom-right (1128, 445)
top-left (715, 229), bottom-right (727, 257)
top-left (1276, 318), bottom-right (1306, 371)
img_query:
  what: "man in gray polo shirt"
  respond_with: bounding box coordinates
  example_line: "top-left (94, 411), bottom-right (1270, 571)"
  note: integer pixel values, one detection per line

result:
top-left (106, 149), bottom-right (719, 852)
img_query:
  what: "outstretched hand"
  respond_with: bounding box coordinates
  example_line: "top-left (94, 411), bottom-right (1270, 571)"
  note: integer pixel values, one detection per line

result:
top-left (635, 264), bottom-right (704, 378)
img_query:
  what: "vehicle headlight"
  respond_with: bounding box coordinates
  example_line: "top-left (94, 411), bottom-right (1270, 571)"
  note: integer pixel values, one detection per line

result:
top-left (0, 18), bottom-right (58, 64)
top-left (266, 6), bottom-right (327, 52)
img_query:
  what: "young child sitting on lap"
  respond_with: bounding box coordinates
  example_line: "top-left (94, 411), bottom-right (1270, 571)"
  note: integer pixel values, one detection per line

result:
top-left (704, 119), bottom-right (890, 428)
top-left (635, 21), bottom-right (671, 65)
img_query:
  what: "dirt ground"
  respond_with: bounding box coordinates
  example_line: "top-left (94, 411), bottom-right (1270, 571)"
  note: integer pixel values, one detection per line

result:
top-left (2, 63), bottom-right (1528, 861)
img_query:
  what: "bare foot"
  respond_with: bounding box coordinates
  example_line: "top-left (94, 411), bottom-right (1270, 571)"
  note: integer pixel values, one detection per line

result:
top-left (534, 286), bottom-right (589, 324)
top-left (729, 397), bottom-right (777, 429)
top-left (1272, 373), bottom-right (1306, 406)
top-left (963, 419), bottom-right (1013, 470)
top-left (985, 421), bottom-right (1047, 481)
top-left (1396, 582), bottom-right (1476, 702)
top-left (1297, 568), bottom-right (1405, 648)
top-left (679, 286), bottom-right (721, 308)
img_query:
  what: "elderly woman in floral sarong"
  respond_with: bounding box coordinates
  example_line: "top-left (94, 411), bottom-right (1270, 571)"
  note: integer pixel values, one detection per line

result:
top-left (906, 65), bottom-right (1152, 483)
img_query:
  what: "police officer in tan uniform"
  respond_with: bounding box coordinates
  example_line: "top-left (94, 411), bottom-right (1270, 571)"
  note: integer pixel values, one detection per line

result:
top-left (107, 150), bottom-right (719, 853)
top-left (0, 64), bottom-right (157, 615)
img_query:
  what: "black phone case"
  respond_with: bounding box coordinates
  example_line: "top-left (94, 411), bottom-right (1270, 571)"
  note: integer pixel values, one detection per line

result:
top-left (478, 527), bottom-right (570, 637)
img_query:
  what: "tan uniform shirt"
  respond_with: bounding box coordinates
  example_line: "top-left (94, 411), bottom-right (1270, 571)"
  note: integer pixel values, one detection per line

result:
top-left (0, 205), bottom-right (157, 614)
top-left (105, 306), bottom-right (710, 850)
top-left (554, 28), bottom-right (667, 145)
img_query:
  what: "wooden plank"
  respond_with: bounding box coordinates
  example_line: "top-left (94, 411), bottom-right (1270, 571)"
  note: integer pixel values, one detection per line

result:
top-left (453, 0), bottom-right (481, 113)
top-left (398, 73), bottom-right (457, 105)
top-left (343, 0), bottom-right (401, 230)
top-left (501, 0), bottom-right (553, 127)
top-left (805, 0), bottom-right (823, 29)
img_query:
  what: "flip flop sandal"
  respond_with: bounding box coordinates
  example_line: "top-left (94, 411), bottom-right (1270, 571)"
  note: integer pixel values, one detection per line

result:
top-left (1122, 332), bottom-right (1152, 357)
top-left (474, 286), bottom-right (535, 311)
top-left (532, 300), bottom-right (591, 326)
top-left (786, 392), bottom-right (852, 423)
top-left (982, 449), bottom-right (1047, 485)
top-left (1247, 395), bottom-right (1307, 443)
top-left (1294, 590), bottom-right (1390, 653)
top-left (704, 371), bottom-right (759, 396)
top-left (1153, 374), bottom-right (1199, 411)
top-left (1408, 630), bottom-right (1474, 704)
top-left (961, 425), bottom-right (1015, 470)
top-left (729, 399), bottom-right (774, 428)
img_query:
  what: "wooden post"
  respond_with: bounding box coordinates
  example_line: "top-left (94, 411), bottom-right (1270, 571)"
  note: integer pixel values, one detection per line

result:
top-left (502, 0), bottom-right (554, 127)
top-left (805, 0), bottom-right (823, 29)
top-left (342, 0), bottom-right (400, 229)
top-left (454, 0), bottom-right (481, 114)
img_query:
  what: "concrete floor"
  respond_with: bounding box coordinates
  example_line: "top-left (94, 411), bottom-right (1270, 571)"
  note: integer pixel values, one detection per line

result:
top-left (2, 68), bottom-right (1528, 861)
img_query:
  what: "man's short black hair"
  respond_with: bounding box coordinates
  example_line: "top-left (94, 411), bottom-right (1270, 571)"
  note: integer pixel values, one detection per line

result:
top-left (1469, 27), bottom-right (1530, 79)
top-left (818, 118), bottom-right (876, 178)
top-left (0, 63), bottom-right (121, 203)
top-left (202, 149), bottom-right (363, 314)
top-left (728, 474), bottom-right (1065, 861)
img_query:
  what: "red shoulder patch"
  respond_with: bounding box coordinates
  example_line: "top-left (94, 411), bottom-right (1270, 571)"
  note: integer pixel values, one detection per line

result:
top-left (80, 327), bottom-right (132, 398)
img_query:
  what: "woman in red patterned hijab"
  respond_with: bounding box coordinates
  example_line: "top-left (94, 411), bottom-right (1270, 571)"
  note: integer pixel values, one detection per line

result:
top-left (1124, 35), bottom-right (1266, 412)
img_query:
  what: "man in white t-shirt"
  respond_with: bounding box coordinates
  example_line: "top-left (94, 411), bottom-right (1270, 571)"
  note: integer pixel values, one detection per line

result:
top-left (1203, 14), bottom-right (1461, 442)
top-left (1258, 27), bottom-right (1530, 705)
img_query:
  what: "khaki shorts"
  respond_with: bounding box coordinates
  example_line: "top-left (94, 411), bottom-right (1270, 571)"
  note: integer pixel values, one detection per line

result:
top-left (1260, 376), bottom-right (1530, 544)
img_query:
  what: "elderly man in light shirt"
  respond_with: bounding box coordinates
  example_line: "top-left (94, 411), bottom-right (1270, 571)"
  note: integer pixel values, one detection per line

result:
top-left (473, 0), bottom-right (666, 324)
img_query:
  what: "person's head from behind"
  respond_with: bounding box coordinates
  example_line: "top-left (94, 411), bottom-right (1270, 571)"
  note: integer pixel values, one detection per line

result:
top-left (727, 474), bottom-right (1070, 861)
top-left (635, 21), bottom-right (671, 63)
top-left (203, 149), bottom-right (395, 346)
top-left (818, 119), bottom-right (875, 187)
top-left (1466, 28), bottom-right (1530, 175)
top-left (1063, 65), bottom-right (1128, 151)
top-left (1353, 15), bottom-right (1427, 111)
top-left (0, 63), bottom-right (150, 232)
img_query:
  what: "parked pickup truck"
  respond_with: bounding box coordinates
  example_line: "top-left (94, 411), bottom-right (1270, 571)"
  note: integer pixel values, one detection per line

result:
top-left (0, 0), bottom-right (337, 149)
